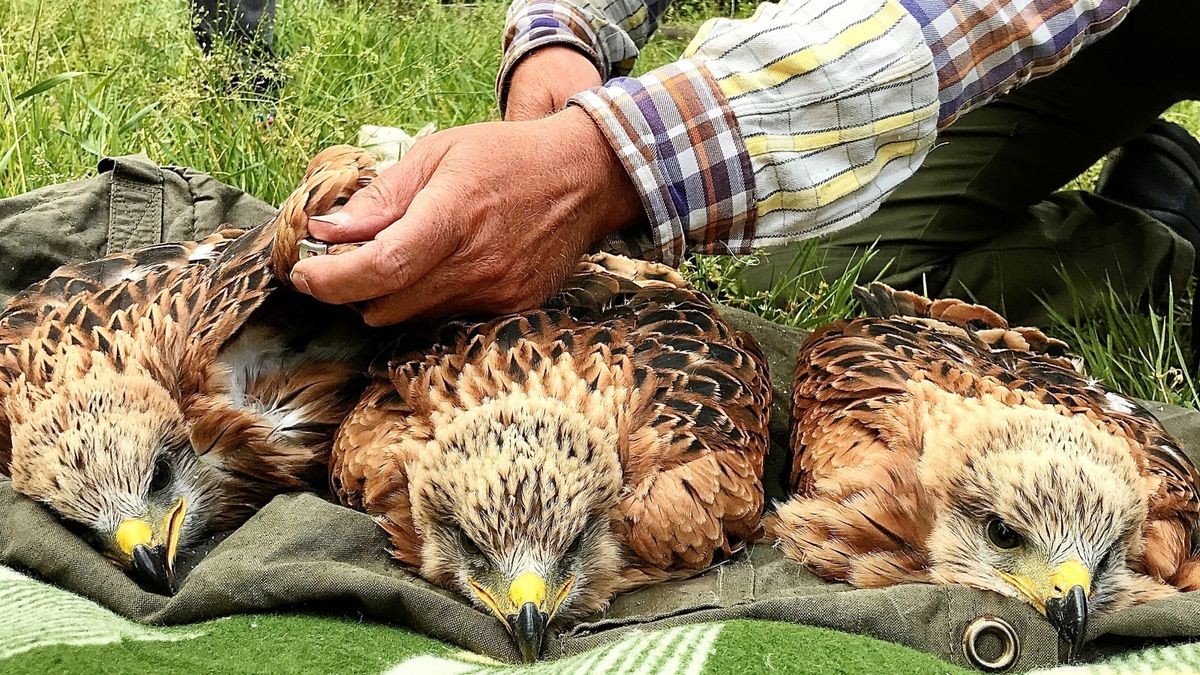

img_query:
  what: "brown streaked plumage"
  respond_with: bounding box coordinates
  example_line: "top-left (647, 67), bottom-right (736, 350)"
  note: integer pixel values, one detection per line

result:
top-left (769, 282), bottom-right (1200, 655)
top-left (0, 146), bottom-right (380, 594)
top-left (325, 252), bottom-right (771, 661)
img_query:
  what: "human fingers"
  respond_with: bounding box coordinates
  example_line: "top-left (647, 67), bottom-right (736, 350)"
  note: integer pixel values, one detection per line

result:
top-left (290, 182), bottom-right (461, 304)
top-left (307, 137), bottom-right (450, 243)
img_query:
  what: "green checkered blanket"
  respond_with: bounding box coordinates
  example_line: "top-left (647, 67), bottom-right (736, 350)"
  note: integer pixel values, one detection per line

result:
top-left (4, 565), bottom-right (1198, 674)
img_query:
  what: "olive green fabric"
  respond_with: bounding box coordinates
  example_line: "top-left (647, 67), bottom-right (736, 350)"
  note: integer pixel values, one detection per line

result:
top-left (6, 157), bottom-right (1200, 671)
top-left (739, 0), bottom-right (1200, 327)
top-left (0, 154), bottom-right (276, 307)
top-left (5, 303), bottom-right (1200, 670)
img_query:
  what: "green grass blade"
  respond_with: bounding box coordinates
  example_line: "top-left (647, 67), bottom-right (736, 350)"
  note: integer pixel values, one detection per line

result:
top-left (0, 141), bottom-right (20, 177)
top-left (118, 103), bottom-right (157, 134)
top-left (12, 70), bottom-right (87, 101)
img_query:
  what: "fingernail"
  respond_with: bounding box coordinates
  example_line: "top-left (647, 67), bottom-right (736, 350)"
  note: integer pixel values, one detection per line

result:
top-left (309, 211), bottom-right (351, 227)
top-left (291, 271), bottom-right (312, 294)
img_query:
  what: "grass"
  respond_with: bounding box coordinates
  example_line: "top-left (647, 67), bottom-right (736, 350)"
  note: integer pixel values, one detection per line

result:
top-left (1, 0), bottom-right (1198, 406)
top-left (0, 0), bottom-right (503, 201)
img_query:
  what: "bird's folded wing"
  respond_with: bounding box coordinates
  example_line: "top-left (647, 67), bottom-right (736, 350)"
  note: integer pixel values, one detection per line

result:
top-left (606, 274), bottom-right (772, 580)
top-left (0, 228), bottom-right (259, 473)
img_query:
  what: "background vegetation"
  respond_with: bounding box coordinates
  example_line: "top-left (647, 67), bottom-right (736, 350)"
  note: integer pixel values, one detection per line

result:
top-left (2, 0), bottom-right (1198, 405)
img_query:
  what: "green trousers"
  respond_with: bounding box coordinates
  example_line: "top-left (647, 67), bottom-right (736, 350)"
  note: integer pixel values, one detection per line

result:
top-left (739, 0), bottom-right (1200, 326)
top-left (190, 0), bottom-right (275, 58)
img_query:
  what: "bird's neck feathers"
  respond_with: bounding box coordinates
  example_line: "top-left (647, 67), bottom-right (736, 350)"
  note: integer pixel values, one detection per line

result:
top-left (16, 303), bottom-right (188, 395)
top-left (6, 338), bottom-right (181, 420)
top-left (417, 391), bottom-right (625, 507)
top-left (907, 382), bottom-right (1147, 490)
top-left (416, 338), bottom-right (636, 450)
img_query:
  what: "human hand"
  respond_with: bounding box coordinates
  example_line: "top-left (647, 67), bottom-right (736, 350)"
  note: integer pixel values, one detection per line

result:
top-left (289, 106), bottom-right (643, 326)
top-left (504, 46), bottom-right (603, 121)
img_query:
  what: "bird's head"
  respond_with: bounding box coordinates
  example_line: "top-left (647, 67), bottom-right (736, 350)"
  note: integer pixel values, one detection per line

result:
top-left (922, 402), bottom-right (1156, 657)
top-left (408, 395), bottom-right (625, 662)
top-left (5, 355), bottom-right (218, 595)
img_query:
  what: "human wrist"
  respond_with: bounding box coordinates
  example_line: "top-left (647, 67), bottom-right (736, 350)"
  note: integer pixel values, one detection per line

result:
top-left (510, 45), bottom-right (599, 85)
top-left (505, 45), bottom-right (604, 120)
top-left (548, 106), bottom-right (642, 241)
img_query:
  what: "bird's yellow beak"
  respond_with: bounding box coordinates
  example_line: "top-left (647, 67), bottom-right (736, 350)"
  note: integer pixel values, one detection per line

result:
top-left (508, 571), bottom-right (549, 663)
top-left (114, 497), bottom-right (187, 596)
top-left (1000, 559), bottom-right (1091, 659)
top-left (114, 518), bottom-right (154, 557)
top-left (468, 570), bottom-right (575, 663)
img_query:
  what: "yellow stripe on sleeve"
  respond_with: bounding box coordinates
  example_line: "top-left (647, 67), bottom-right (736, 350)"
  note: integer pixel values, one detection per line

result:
top-left (756, 138), bottom-right (924, 216)
top-left (684, 18), bottom-right (721, 58)
top-left (716, 1), bottom-right (906, 98)
top-left (684, 0), bottom-right (780, 58)
top-left (743, 102), bottom-right (938, 155)
top-left (624, 5), bottom-right (648, 31)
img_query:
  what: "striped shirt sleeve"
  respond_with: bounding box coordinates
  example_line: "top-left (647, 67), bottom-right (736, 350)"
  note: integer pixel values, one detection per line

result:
top-left (496, 0), bottom-right (673, 113)
top-left (904, 0), bottom-right (1139, 126)
top-left (567, 0), bottom-right (1135, 265)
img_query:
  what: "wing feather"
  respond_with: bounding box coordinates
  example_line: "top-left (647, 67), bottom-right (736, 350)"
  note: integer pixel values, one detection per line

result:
top-left (779, 283), bottom-right (1200, 586)
top-left (331, 253), bottom-right (771, 581)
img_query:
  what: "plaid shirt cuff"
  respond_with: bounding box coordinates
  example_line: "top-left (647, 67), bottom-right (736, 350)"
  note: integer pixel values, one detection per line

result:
top-left (497, 0), bottom-right (608, 115)
top-left (569, 61), bottom-right (756, 266)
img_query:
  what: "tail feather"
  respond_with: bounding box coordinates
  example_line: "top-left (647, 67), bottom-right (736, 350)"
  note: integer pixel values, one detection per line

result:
top-left (269, 145), bottom-right (378, 281)
top-left (854, 282), bottom-right (1069, 358)
top-left (852, 282), bottom-right (934, 320)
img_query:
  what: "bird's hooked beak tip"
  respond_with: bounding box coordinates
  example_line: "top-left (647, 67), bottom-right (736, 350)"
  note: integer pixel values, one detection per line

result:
top-left (509, 601), bottom-right (548, 663)
top-left (1046, 584), bottom-right (1089, 661)
top-left (507, 571), bottom-right (550, 662)
top-left (1045, 559), bottom-right (1091, 661)
top-left (470, 570), bottom-right (570, 662)
top-left (1000, 559), bottom-right (1091, 662)
top-left (130, 543), bottom-right (177, 595)
top-left (118, 497), bottom-right (188, 596)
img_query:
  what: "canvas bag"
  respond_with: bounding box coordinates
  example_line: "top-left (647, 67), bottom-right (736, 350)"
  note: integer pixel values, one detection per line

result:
top-left (3, 156), bottom-right (1200, 671)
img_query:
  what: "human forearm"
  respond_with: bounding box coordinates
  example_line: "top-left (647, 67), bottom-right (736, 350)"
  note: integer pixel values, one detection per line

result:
top-left (568, 0), bottom-right (1139, 264)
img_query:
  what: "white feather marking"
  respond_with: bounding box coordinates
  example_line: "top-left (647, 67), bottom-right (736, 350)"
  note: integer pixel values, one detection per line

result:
top-left (188, 243), bottom-right (218, 262)
top-left (119, 267), bottom-right (149, 283)
top-left (1104, 392), bottom-right (1136, 414)
top-left (216, 322), bottom-right (363, 443)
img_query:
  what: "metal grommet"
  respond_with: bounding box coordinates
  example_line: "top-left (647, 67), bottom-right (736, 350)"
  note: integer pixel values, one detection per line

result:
top-left (298, 238), bottom-right (329, 259)
top-left (962, 615), bottom-right (1021, 672)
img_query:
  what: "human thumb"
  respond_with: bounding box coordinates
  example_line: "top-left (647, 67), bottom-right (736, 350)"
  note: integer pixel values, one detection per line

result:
top-left (307, 138), bottom-right (446, 243)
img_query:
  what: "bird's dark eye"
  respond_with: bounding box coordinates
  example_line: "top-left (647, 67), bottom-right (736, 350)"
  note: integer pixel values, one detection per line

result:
top-left (986, 518), bottom-right (1023, 549)
top-left (457, 528), bottom-right (482, 557)
top-left (566, 530), bottom-right (586, 557)
top-left (149, 459), bottom-right (172, 494)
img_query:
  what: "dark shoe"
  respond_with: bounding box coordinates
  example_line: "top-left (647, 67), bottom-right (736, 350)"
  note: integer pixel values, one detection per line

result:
top-left (1096, 119), bottom-right (1200, 252)
top-left (228, 61), bottom-right (286, 97)
top-left (1098, 119), bottom-right (1200, 358)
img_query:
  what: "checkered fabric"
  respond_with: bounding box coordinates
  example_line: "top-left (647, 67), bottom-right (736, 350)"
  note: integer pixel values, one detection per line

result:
top-left (573, 62), bottom-right (756, 264)
top-left (497, 0), bottom-right (672, 112)
top-left (501, 0), bottom-right (1136, 263)
top-left (570, 0), bottom-right (939, 263)
top-left (901, 0), bottom-right (1140, 126)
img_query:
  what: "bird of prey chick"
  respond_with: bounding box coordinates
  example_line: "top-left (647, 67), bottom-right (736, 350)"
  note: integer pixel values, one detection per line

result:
top-left (770, 283), bottom-right (1200, 657)
top-left (305, 237), bottom-right (770, 660)
top-left (0, 147), bottom-right (382, 594)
